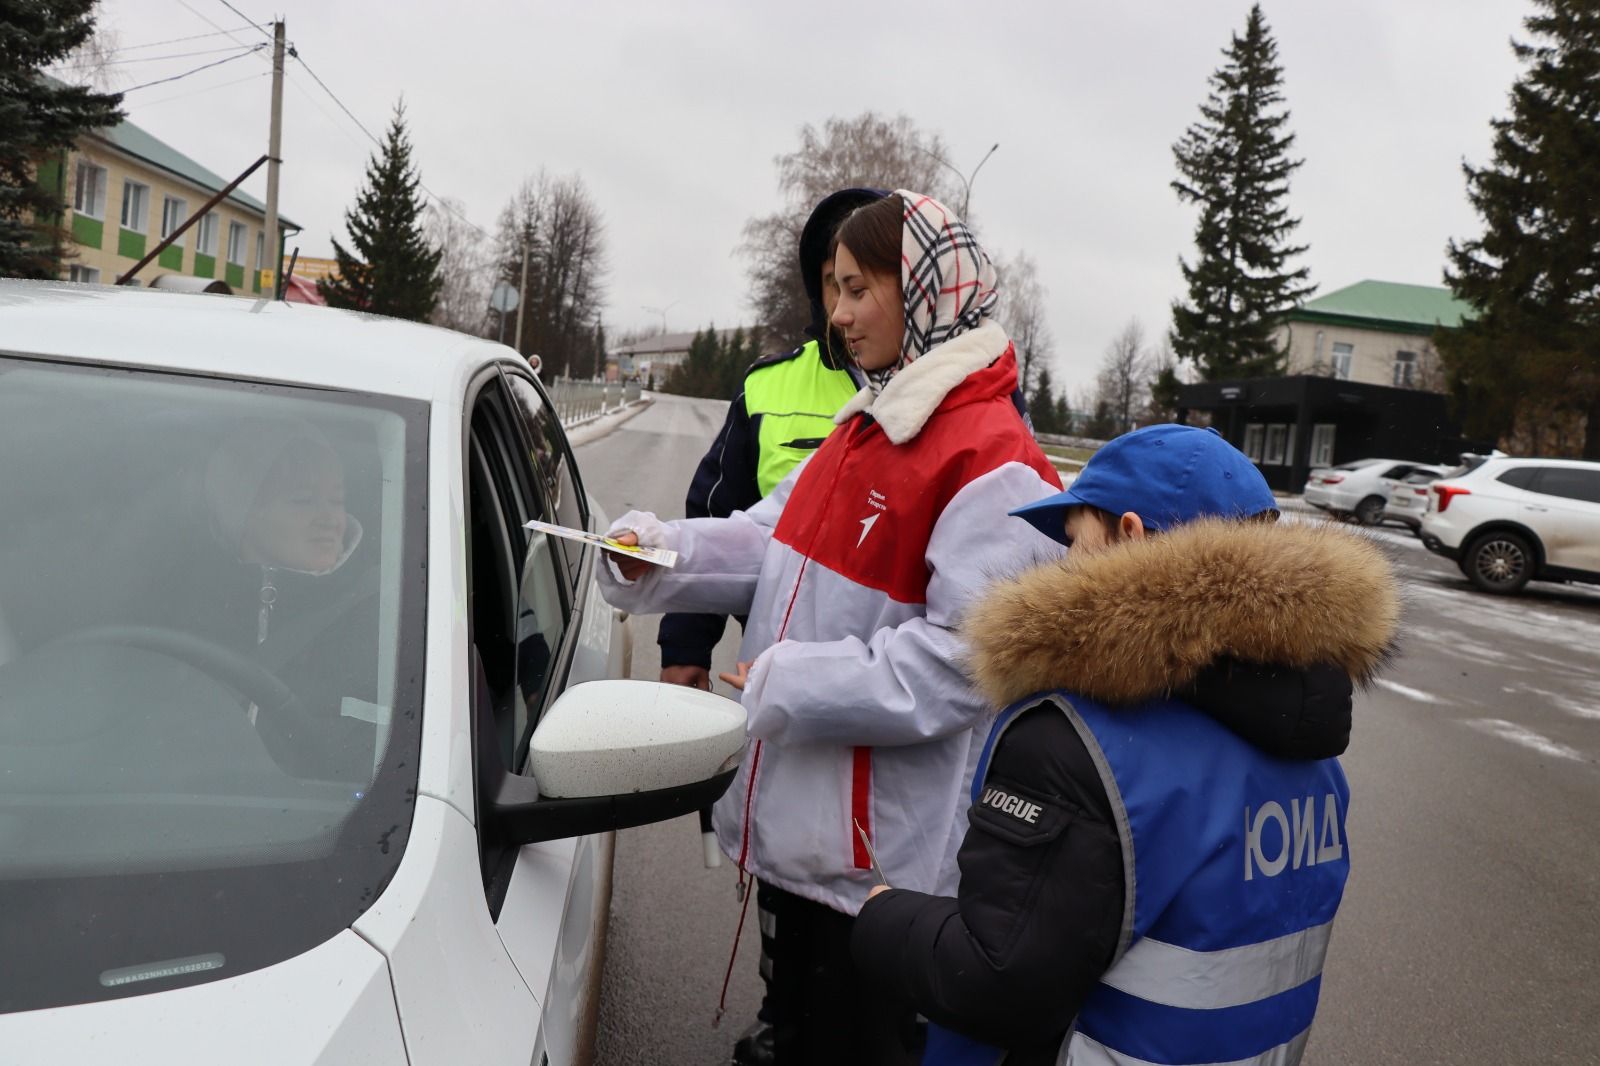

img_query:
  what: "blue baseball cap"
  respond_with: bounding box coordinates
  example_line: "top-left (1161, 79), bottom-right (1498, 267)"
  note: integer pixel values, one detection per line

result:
top-left (1012, 424), bottom-right (1277, 545)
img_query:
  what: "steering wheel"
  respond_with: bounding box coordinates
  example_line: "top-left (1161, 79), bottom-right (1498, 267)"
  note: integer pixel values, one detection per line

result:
top-left (50, 624), bottom-right (304, 722)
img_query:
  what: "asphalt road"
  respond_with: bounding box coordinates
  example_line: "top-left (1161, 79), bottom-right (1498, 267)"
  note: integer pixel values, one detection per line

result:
top-left (578, 393), bottom-right (1600, 1066)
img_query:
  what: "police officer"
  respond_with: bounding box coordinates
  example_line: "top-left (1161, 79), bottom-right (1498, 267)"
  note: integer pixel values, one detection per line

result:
top-left (656, 188), bottom-right (887, 1066)
top-left (850, 425), bottom-right (1401, 1065)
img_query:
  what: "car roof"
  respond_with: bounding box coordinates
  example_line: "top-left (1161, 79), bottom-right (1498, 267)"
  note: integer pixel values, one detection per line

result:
top-left (0, 279), bottom-right (512, 401)
top-left (1481, 456), bottom-right (1600, 471)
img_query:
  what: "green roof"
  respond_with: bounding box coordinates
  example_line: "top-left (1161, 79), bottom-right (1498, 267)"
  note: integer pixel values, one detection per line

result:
top-left (90, 116), bottom-right (299, 231)
top-left (1286, 280), bottom-right (1474, 333)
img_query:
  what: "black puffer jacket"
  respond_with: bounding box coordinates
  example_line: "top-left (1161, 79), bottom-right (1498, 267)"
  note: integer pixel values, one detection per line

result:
top-left (851, 518), bottom-right (1398, 1063)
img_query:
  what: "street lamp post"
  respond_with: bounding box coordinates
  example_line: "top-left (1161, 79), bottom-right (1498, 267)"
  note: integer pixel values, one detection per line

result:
top-left (921, 142), bottom-right (1000, 218)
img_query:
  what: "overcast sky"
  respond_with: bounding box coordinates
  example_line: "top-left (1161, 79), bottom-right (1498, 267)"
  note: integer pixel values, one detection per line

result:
top-left (85, 0), bottom-right (1533, 392)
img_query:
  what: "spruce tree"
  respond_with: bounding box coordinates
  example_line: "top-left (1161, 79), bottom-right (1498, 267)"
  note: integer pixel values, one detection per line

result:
top-left (1030, 365), bottom-right (1059, 435)
top-left (0, 0), bottom-right (122, 278)
top-left (1441, 0), bottom-right (1600, 459)
top-left (1170, 4), bottom-right (1313, 380)
top-left (320, 102), bottom-right (441, 321)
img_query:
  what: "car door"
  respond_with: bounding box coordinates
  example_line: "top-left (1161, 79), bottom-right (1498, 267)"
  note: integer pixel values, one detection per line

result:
top-left (1522, 466), bottom-right (1600, 573)
top-left (476, 367), bottom-right (610, 1066)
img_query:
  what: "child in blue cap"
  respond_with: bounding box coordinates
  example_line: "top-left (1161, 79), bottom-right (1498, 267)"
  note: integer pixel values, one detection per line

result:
top-left (850, 424), bottom-right (1400, 1066)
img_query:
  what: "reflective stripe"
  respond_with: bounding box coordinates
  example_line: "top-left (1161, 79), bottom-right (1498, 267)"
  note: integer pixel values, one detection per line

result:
top-left (1062, 1026), bottom-right (1312, 1066)
top-left (1100, 921), bottom-right (1335, 1011)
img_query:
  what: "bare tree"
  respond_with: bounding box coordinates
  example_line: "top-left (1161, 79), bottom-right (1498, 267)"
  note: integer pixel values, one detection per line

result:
top-left (1095, 319), bottom-right (1151, 435)
top-left (494, 171), bottom-right (609, 377)
top-left (997, 251), bottom-right (1054, 398)
top-left (424, 197), bottom-right (492, 336)
top-left (739, 113), bottom-right (965, 342)
top-left (49, 23), bottom-right (123, 93)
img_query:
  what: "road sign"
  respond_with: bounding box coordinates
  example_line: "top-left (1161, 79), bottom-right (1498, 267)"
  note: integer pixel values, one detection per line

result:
top-left (489, 282), bottom-right (519, 313)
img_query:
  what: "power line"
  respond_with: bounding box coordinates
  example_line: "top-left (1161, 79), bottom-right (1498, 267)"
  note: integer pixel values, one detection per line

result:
top-left (138, 70), bottom-right (270, 109)
top-left (103, 44), bottom-right (262, 66)
top-left (213, 0), bottom-right (276, 42)
top-left (110, 27), bottom-right (263, 52)
top-left (173, 0), bottom-right (272, 60)
top-left (122, 44), bottom-right (268, 93)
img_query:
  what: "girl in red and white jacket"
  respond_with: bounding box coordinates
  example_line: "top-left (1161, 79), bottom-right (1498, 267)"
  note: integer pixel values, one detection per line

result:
top-left (602, 191), bottom-right (1061, 1064)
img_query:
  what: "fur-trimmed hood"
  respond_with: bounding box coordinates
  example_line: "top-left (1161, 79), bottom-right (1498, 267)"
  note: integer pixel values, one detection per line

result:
top-left (966, 518), bottom-right (1399, 708)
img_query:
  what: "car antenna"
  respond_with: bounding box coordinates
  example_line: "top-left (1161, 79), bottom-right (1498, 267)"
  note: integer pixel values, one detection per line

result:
top-left (279, 246), bottom-right (300, 301)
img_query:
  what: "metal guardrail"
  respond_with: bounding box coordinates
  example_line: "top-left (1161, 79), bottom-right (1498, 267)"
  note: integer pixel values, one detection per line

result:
top-left (545, 379), bottom-right (644, 426)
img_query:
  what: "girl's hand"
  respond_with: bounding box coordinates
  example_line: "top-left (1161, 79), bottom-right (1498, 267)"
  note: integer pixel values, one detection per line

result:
top-left (718, 660), bottom-right (753, 691)
top-left (867, 884), bottom-right (892, 900)
top-left (608, 531), bottom-right (653, 581)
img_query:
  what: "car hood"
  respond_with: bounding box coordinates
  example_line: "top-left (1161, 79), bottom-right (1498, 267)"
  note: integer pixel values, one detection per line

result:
top-left (0, 931), bottom-right (405, 1065)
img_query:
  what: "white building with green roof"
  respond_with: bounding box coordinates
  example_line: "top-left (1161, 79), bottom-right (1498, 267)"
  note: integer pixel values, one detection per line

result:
top-left (47, 112), bottom-right (298, 294)
top-left (1277, 280), bottom-right (1476, 390)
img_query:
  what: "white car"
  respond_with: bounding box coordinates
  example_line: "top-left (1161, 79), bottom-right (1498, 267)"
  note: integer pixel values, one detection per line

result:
top-left (0, 281), bottom-right (746, 1065)
top-left (1384, 469), bottom-right (1449, 531)
top-left (1419, 455), bottom-right (1600, 594)
top-left (1302, 458), bottom-right (1450, 525)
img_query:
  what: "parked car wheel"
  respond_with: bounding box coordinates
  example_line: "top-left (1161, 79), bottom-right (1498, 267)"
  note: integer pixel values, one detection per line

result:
top-left (1353, 495), bottom-right (1386, 526)
top-left (1465, 531), bottom-right (1535, 594)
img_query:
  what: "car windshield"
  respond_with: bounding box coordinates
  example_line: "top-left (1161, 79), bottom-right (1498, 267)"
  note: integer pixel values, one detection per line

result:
top-left (0, 356), bottom-right (427, 1013)
top-left (1403, 471), bottom-right (1442, 484)
top-left (1332, 459), bottom-right (1384, 471)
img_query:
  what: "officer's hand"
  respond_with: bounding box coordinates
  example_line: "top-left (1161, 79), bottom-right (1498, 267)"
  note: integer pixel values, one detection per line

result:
top-left (718, 661), bottom-right (753, 691)
top-left (661, 665), bottom-right (712, 690)
top-left (867, 884), bottom-right (892, 900)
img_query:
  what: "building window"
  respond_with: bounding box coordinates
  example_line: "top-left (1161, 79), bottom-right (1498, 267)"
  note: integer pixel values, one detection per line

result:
top-left (255, 231), bottom-right (265, 269)
top-left (197, 213), bottom-right (218, 256)
top-left (1243, 424), bottom-right (1265, 462)
top-left (1265, 425), bottom-right (1288, 465)
top-left (227, 221), bottom-right (247, 265)
top-left (120, 180), bottom-right (149, 233)
top-left (73, 162), bottom-right (107, 218)
top-left (1285, 423), bottom-right (1298, 468)
top-left (1311, 424), bottom-right (1336, 467)
top-left (160, 196), bottom-right (188, 244)
top-left (1331, 343), bottom-right (1354, 380)
top-left (68, 265), bottom-right (101, 284)
top-left (1313, 330), bottom-right (1325, 365)
top-left (1394, 350), bottom-right (1417, 388)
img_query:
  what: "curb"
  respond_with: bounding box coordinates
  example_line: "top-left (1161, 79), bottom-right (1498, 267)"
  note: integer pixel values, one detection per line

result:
top-left (565, 398), bottom-right (653, 449)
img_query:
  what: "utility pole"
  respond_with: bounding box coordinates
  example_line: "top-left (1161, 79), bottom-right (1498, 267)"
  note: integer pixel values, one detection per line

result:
top-left (263, 21), bottom-right (286, 297)
top-left (514, 238), bottom-right (531, 354)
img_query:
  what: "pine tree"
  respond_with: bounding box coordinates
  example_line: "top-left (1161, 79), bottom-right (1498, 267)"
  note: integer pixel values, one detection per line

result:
top-left (1441, 0), bottom-right (1600, 459)
top-left (1030, 366), bottom-right (1060, 435)
top-left (319, 102), bottom-right (441, 321)
top-left (1170, 4), bottom-right (1313, 380)
top-left (0, 0), bottom-right (122, 278)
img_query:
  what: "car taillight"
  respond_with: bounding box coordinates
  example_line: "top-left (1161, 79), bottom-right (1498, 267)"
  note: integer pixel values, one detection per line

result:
top-left (1321, 475), bottom-right (1344, 485)
top-left (1433, 484), bottom-right (1471, 512)
top-left (1412, 487), bottom-right (1429, 496)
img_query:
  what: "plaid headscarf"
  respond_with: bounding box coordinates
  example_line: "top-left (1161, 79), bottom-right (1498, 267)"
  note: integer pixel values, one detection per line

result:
top-left (862, 190), bottom-right (999, 393)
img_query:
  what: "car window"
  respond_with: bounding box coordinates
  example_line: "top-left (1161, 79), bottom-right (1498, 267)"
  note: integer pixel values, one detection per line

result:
top-left (467, 379), bottom-right (570, 773)
top-left (1531, 466), bottom-right (1600, 504)
top-left (1402, 471), bottom-right (1441, 485)
top-left (0, 356), bottom-right (428, 1013)
top-left (1496, 466), bottom-right (1541, 490)
top-left (1381, 465), bottom-right (1413, 479)
top-left (502, 371), bottom-right (589, 589)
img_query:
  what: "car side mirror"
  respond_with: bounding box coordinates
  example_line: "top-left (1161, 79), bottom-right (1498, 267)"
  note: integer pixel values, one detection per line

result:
top-left (481, 679), bottom-right (746, 847)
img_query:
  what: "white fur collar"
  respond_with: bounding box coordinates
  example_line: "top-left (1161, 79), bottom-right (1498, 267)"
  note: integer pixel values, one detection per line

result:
top-left (832, 322), bottom-right (1010, 444)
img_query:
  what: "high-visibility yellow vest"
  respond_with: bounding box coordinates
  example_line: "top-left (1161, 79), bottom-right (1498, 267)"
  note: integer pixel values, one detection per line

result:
top-left (745, 339), bottom-right (861, 496)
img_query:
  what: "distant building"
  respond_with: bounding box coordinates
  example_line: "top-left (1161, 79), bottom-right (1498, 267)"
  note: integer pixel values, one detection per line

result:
top-left (1276, 280), bottom-right (1475, 391)
top-left (607, 327), bottom-right (760, 381)
top-left (51, 111), bottom-right (298, 293)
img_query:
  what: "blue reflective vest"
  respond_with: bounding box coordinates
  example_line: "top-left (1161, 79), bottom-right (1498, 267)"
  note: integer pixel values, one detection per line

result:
top-left (947, 691), bottom-right (1350, 1066)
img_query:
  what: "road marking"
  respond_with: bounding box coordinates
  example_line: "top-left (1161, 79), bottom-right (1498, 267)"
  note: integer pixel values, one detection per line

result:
top-left (1467, 718), bottom-right (1586, 762)
top-left (1375, 678), bottom-right (1446, 704)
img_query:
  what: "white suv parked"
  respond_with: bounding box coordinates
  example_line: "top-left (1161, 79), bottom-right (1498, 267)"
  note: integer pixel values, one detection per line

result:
top-left (1419, 456), bottom-right (1600, 594)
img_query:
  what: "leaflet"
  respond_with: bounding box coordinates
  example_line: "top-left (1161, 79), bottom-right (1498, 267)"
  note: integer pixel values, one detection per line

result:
top-left (523, 518), bottom-right (679, 568)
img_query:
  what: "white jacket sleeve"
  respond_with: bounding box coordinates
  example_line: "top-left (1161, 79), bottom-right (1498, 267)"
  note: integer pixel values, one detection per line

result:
top-left (741, 462), bottom-right (1064, 747)
top-left (595, 457), bottom-right (807, 617)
